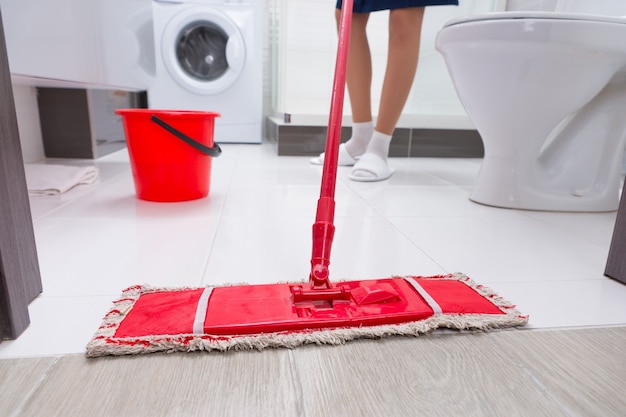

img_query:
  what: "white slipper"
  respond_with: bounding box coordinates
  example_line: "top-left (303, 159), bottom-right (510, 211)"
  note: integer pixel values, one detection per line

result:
top-left (310, 144), bottom-right (360, 166)
top-left (349, 153), bottom-right (394, 182)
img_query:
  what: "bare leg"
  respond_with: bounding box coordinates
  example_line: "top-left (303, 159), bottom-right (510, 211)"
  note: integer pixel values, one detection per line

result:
top-left (375, 7), bottom-right (425, 135)
top-left (350, 7), bottom-right (425, 181)
top-left (338, 9), bottom-right (373, 124)
top-left (312, 9), bottom-right (374, 166)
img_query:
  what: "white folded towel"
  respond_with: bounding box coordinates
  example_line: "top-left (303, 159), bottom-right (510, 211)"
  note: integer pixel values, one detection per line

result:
top-left (24, 164), bottom-right (99, 196)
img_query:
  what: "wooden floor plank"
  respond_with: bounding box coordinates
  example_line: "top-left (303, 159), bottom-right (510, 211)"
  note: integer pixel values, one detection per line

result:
top-left (0, 357), bottom-right (56, 415)
top-left (496, 327), bottom-right (626, 417)
top-left (3, 327), bottom-right (625, 417)
top-left (16, 350), bottom-right (301, 417)
top-left (292, 332), bottom-right (570, 417)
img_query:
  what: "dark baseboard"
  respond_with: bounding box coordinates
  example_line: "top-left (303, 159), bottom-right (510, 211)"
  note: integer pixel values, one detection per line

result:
top-left (37, 88), bottom-right (144, 159)
top-left (266, 117), bottom-right (484, 158)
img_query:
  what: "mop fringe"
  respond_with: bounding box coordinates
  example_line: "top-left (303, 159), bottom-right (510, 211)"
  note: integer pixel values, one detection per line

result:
top-left (86, 273), bottom-right (528, 357)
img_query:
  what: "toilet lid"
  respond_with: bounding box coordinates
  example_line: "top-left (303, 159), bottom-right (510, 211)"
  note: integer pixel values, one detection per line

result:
top-left (443, 11), bottom-right (626, 28)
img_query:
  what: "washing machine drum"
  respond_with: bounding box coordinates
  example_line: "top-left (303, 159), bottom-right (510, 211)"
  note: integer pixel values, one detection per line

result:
top-left (177, 22), bottom-right (230, 82)
top-left (162, 8), bottom-right (246, 94)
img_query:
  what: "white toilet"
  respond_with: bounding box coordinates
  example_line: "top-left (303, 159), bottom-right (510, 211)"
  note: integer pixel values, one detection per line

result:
top-left (435, 0), bottom-right (626, 211)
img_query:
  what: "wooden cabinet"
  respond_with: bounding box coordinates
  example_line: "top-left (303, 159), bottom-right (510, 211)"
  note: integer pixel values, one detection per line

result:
top-left (0, 0), bottom-right (101, 85)
top-left (0, 0), bottom-right (153, 90)
top-left (0, 7), bottom-right (43, 340)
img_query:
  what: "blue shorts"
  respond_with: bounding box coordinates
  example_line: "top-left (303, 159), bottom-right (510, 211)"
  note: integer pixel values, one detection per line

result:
top-left (336, 0), bottom-right (458, 13)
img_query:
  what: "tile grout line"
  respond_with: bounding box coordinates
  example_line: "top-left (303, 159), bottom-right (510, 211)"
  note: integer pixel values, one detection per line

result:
top-left (382, 214), bottom-right (449, 273)
top-left (198, 147), bottom-right (242, 286)
top-left (335, 171), bottom-right (452, 273)
top-left (30, 162), bottom-right (132, 223)
top-left (516, 209), bottom-right (617, 252)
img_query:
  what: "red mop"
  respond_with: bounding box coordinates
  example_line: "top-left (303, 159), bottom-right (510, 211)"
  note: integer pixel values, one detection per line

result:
top-left (87, 0), bottom-right (527, 357)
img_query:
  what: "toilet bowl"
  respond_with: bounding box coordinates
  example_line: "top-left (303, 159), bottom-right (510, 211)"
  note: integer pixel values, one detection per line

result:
top-left (435, 12), bottom-right (626, 211)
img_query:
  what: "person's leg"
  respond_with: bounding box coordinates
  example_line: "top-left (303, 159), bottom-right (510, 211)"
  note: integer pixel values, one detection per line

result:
top-left (376, 7), bottom-right (425, 136)
top-left (351, 7), bottom-right (425, 181)
top-left (340, 9), bottom-right (375, 158)
top-left (342, 10), bottom-right (372, 124)
top-left (312, 9), bottom-right (373, 165)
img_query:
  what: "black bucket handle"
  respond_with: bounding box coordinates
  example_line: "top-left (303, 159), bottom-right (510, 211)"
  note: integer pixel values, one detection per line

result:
top-left (150, 115), bottom-right (222, 157)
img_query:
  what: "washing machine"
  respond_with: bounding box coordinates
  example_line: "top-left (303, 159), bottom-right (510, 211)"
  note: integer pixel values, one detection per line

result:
top-left (150, 0), bottom-right (263, 143)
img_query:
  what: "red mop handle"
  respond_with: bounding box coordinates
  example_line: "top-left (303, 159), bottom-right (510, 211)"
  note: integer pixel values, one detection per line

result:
top-left (309, 0), bottom-right (353, 290)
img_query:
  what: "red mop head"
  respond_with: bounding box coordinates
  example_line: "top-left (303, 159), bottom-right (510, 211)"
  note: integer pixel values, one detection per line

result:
top-left (86, 273), bottom-right (528, 357)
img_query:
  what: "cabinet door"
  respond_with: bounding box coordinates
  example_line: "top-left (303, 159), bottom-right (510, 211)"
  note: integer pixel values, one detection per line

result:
top-left (0, 0), bottom-right (100, 85)
top-left (0, 7), bottom-right (43, 339)
top-left (95, 0), bottom-right (155, 90)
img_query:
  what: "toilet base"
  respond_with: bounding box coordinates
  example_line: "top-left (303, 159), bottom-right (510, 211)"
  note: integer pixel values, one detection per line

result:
top-left (436, 14), bottom-right (626, 213)
top-left (469, 157), bottom-right (622, 212)
top-left (469, 194), bottom-right (620, 212)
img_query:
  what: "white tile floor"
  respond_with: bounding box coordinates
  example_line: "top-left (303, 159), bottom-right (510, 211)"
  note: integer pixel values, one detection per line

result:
top-left (2, 142), bottom-right (626, 358)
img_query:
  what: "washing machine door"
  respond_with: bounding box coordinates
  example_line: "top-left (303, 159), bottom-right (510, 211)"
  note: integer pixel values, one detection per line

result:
top-left (161, 7), bottom-right (245, 95)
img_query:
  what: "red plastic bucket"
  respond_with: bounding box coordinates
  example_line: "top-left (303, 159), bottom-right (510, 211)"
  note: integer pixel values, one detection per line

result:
top-left (116, 109), bottom-right (221, 202)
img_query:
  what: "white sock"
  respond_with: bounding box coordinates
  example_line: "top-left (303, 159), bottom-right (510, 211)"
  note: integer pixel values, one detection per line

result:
top-left (343, 121), bottom-right (374, 158)
top-left (364, 130), bottom-right (392, 162)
